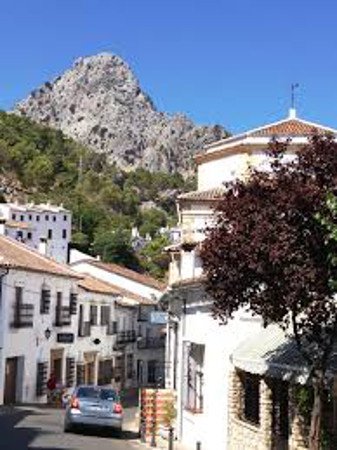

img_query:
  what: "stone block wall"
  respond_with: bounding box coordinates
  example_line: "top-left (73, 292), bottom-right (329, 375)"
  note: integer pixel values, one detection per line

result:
top-left (228, 370), bottom-right (273, 450)
top-left (227, 370), bottom-right (309, 450)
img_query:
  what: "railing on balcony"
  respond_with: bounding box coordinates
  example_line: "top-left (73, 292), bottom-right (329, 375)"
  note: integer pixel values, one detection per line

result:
top-left (78, 321), bottom-right (91, 337)
top-left (137, 336), bottom-right (166, 350)
top-left (55, 306), bottom-right (71, 327)
top-left (116, 330), bottom-right (136, 344)
top-left (106, 321), bottom-right (117, 336)
top-left (12, 303), bottom-right (34, 328)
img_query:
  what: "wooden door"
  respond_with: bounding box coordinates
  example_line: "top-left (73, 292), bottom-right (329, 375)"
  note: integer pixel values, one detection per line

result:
top-left (4, 358), bottom-right (18, 404)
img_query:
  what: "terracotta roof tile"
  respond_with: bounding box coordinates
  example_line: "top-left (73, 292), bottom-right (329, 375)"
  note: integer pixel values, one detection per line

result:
top-left (89, 260), bottom-right (165, 291)
top-left (78, 275), bottom-right (121, 295)
top-left (250, 119), bottom-right (330, 137)
top-left (78, 272), bottom-right (156, 305)
top-left (0, 235), bottom-right (81, 278)
top-left (171, 275), bottom-right (206, 289)
top-left (5, 221), bottom-right (33, 230)
top-left (178, 187), bottom-right (225, 202)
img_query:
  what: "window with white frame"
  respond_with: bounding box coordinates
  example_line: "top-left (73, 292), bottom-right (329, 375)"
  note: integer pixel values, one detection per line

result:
top-left (184, 343), bottom-right (204, 413)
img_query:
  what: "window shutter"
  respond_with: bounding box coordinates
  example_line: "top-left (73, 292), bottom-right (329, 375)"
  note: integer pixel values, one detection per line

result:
top-left (70, 293), bottom-right (77, 315)
top-left (76, 363), bottom-right (85, 385)
top-left (40, 289), bottom-right (51, 314)
top-left (66, 358), bottom-right (75, 387)
top-left (36, 362), bottom-right (48, 396)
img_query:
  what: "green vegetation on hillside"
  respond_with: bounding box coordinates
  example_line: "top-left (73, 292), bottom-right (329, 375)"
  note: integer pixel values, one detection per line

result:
top-left (0, 111), bottom-right (196, 278)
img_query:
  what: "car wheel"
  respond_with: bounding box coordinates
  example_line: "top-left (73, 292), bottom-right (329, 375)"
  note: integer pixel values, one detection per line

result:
top-left (64, 422), bottom-right (73, 433)
top-left (114, 428), bottom-right (123, 438)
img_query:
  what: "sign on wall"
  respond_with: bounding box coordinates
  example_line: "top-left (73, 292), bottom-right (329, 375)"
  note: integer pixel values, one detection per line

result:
top-left (150, 312), bottom-right (168, 324)
top-left (57, 333), bottom-right (74, 344)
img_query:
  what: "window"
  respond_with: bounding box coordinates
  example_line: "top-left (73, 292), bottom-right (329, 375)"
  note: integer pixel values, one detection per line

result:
top-left (184, 343), bottom-right (204, 413)
top-left (147, 360), bottom-right (157, 384)
top-left (127, 354), bottom-right (134, 379)
top-left (36, 362), bottom-right (48, 396)
top-left (40, 288), bottom-right (51, 314)
top-left (36, 215), bottom-right (40, 222)
top-left (62, 229), bottom-right (67, 239)
top-left (63, 215), bottom-right (67, 221)
top-left (16, 231), bottom-right (23, 240)
top-left (70, 292), bottom-right (77, 315)
top-left (20, 215), bottom-right (24, 221)
top-left (65, 357), bottom-right (75, 387)
top-left (28, 214), bottom-right (32, 220)
top-left (12, 213), bottom-right (16, 220)
top-left (100, 305), bottom-right (111, 326)
top-left (45, 215), bottom-right (49, 221)
top-left (76, 363), bottom-right (85, 385)
top-left (27, 232), bottom-right (32, 240)
top-left (90, 305), bottom-right (98, 325)
top-left (242, 373), bottom-right (260, 425)
top-left (47, 229), bottom-right (52, 239)
top-left (53, 216), bottom-right (56, 222)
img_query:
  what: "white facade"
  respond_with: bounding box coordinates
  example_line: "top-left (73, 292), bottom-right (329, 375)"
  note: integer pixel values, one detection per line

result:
top-left (0, 268), bottom-right (79, 405)
top-left (70, 260), bottom-right (166, 387)
top-left (166, 112), bottom-right (337, 450)
top-left (0, 202), bottom-right (72, 263)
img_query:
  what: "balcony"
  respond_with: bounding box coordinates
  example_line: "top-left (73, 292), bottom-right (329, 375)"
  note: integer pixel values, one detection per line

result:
top-left (12, 303), bottom-right (34, 328)
top-left (78, 321), bottom-right (91, 337)
top-left (137, 336), bottom-right (165, 350)
top-left (106, 322), bottom-right (117, 336)
top-left (55, 306), bottom-right (71, 327)
top-left (117, 330), bottom-right (136, 344)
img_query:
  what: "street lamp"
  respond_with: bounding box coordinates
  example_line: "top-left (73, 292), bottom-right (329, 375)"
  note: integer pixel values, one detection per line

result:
top-left (44, 327), bottom-right (51, 340)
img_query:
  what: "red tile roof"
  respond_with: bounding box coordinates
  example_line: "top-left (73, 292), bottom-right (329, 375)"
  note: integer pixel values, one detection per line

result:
top-left (196, 116), bottom-right (337, 165)
top-left (78, 275), bottom-right (121, 295)
top-left (0, 235), bottom-right (81, 278)
top-left (88, 260), bottom-right (166, 291)
top-left (178, 187), bottom-right (225, 202)
top-left (250, 119), bottom-right (330, 137)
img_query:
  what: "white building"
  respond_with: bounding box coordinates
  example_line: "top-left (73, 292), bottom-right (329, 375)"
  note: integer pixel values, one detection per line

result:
top-left (70, 258), bottom-right (166, 388)
top-left (0, 202), bottom-right (72, 263)
top-left (0, 234), bottom-right (81, 405)
top-left (77, 274), bottom-right (121, 387)
top-left (165, 111), bottom-right (337, 450)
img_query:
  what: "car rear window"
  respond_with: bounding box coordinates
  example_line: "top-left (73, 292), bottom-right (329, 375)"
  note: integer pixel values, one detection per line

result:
top-left (77, 387), bottom-right (99, 398)
top-left (100, 389), bottom-right (118, 401)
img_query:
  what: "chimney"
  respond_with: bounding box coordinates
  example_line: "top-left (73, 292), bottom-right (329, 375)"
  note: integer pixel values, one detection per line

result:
top-left (0, 218), bottom-right (6, 235)
top-left (38, 237), bottom-right (48, 256)
top-left (288, 108), bottom-right (297, 119)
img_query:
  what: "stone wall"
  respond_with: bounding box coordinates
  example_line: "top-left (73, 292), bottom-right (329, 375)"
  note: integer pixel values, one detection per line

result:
top-left (228, 370), bottom-right (273, 450)
top-left (227, 370), bottom-right (309, 450)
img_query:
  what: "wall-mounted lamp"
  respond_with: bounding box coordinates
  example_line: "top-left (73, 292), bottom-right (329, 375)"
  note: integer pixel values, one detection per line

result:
top-left (44, 327), bottom-right (51, 340)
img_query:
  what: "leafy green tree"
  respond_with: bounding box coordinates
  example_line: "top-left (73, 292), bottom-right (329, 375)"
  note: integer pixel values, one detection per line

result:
top-left (92, 227), bottom-right (140, 270)
top-left (139, 234), bottom-right (170, 279)
top-left (139, 208), bottom-right (167, 238)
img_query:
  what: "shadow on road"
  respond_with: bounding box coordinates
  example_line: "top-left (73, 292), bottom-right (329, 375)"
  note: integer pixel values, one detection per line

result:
top-left (70, 426), bottom-right (139, 441)
top-left (0, 406), bottom-right (68, 450)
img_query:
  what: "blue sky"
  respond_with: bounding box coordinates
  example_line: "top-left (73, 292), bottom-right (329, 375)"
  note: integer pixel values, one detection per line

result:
top-left (1, 0), bottom-right (337, 133)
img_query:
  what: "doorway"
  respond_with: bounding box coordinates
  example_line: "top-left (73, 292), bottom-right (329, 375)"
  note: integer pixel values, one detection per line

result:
top-left (4, 358), bottom-right (18, 404)
top-left (50, 349), bottom-right (64, 384)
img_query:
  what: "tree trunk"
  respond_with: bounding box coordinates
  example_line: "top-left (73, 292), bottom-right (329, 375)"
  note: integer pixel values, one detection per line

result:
top-left (309, 376), bottom-right (324, 450)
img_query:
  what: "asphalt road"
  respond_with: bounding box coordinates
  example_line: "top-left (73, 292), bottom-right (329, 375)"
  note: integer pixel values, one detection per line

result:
top-left (0, 405), bottom-right (141, 450)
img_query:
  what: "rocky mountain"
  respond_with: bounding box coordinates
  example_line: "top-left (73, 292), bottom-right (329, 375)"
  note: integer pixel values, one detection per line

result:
top-left (14, 53), bottom-right (228, 173)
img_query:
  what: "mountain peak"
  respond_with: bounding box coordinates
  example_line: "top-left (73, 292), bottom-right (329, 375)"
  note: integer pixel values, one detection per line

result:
top-left (14, 53), bottom-right (228, 173)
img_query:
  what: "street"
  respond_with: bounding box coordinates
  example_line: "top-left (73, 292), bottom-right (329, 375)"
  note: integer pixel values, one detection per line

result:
top-left (0, 405), bottom-right (140, 450)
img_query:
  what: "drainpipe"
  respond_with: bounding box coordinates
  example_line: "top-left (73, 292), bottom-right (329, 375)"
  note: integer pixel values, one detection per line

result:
top-left (178, 293), bottom-right (187, 441)
top-left (0, 266), bottom-right (9, 403)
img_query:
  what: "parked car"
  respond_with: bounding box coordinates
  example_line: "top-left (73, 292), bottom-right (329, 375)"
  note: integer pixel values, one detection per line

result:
top-left (64, 385), bottom-right (123, 435)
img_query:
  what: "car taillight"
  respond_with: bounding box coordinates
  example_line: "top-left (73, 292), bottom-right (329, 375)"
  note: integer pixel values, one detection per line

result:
top-left (70, 396), bottom-right (80, 409)
top-left (113, 403), bottom-right (123, 414)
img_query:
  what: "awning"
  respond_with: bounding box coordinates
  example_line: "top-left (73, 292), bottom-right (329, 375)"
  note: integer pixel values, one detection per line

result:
top-left (231, 325), bottom-right (310, 384)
